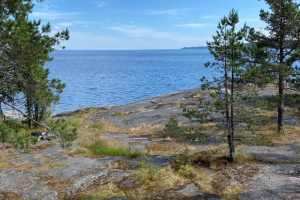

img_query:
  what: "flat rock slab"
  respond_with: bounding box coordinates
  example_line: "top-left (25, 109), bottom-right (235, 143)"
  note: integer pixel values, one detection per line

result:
top-left (242, 143), bottom-right (300, 162)
top-left (0, 143), bottom-right (177, 199)
top-left (273, 113), bottom-right (300, 126)
top-left (239, 164), bottom-right (300, 200)
top-left (0, 146), bottom-right (129, 200)
top-left (240, 143), bottom-right (300, 200)
top-left (88, 88), bottom-right (206, 128)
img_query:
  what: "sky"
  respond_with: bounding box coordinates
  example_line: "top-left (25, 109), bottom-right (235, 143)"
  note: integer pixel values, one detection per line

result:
top-left (30, 0), bottom-right (270, 50)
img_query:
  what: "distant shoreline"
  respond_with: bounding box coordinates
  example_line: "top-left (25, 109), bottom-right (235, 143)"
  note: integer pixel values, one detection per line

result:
top-left (181, 46), bottom-right (208, 49)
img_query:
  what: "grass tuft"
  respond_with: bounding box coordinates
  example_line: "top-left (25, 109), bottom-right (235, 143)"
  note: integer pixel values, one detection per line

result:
top-left (80, 139), bottom-right (143, 158)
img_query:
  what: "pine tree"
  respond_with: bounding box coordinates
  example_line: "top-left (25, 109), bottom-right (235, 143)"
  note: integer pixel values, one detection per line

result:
top-left (184, 9), bottom-right (257, 162)
top-left (0, 0), bottom-right (76, 149)
top-left (247, 0), bottom-right (300, 134)
top-left (0, 0), bottom-right (69, 125)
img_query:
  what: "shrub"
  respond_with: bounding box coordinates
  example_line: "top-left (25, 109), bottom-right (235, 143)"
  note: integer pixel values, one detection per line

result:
top-left (163, 116), bottom-right (180, 137)
top-left (47, 118), bottom-right (78, 149)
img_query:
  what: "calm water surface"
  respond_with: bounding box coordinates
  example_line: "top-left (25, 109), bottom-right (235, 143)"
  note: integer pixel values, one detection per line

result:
top-left (46, 49), bottom-right (216, 113)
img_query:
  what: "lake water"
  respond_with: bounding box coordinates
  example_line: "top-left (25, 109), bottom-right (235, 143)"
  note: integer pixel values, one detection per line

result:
top-left (45, 49), bottom-right (216, 114)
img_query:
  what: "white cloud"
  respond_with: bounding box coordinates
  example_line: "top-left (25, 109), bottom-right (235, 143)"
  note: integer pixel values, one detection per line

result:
top-left (149, 9), bottom-right (179, 16)
top-left (105, 25), bottom-right (205, 42)
top-left (202, 15), bottom-right (217, 19)
top-left (97, 2), bottom-right (106, 7)
top-left (57, 22), bottom-right (73, 27)
top-left (175, 23), bottom-right (211, 28)
top-left (56, 21), bottom-right (96, 28)
top-left (30, 11), bottom-right (83, 20)
top-left (60, 32), bottom-right (209, 50)
top-left (106, 25), bottom-right (172, 38)
top-left (54, 26), bottom-right (60, 30)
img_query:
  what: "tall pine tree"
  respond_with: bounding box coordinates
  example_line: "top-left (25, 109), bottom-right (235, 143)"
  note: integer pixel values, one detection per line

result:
top-left (247, 0), bottom-right (300, 134)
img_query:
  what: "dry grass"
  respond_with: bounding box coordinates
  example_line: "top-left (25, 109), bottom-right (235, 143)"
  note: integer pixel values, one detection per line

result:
top-left (0, 150), bottom-right (34, 172)
top-left (264, 83), bottom-right (279, 89)
top-left (73, 182), bottom-right (124, 200)
top-left (99, 122), bottom-right (164, 136)
top-left (222, 186), bottom-right (245, 200)
top-left (0, 190), bottom-right (24, 200)
top-left (177, 164), bottom-right (212, 192)
top-left (193, 94), bottom-right (204, 99)
top-left (40, 157), bottom-right (70, 170)
top-left (145, 141), bottom-right (197, 154)
top-left (92, 183), bottom-right (124, 199)
top-left (0, 153), bottom-right (8, 172)
top-left (35, 174), bottom-right (72, 199)
top-left (113, 111), bottom-right (134, 117)
top-left (135, 165), bottom-right (188, 192)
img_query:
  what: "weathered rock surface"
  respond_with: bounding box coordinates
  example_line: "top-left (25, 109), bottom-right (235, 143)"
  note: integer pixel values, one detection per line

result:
top-left (242, 143), bottom-right (300, 162)
top-left (240, 143), bottom-right (300, 200)
top-left (170, 183), bottom-right (202, 196)
top-left (1, 87), bottom-right (300, 199)
top-left (88, 88), bottom-right (207, 128)
top-left (0, 144), bottom-right (177, 199)
top-left (239, 164), bottom-right (300, 200)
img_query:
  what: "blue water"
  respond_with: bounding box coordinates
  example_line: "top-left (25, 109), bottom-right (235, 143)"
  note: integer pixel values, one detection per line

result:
top-left (45, 49), bottom-right (216, 114)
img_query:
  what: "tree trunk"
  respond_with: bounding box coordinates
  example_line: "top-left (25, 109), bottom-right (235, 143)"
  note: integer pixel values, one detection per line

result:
top-left (34, 104), bottom-right (39, 127)
top-left (26, 94), bottom-right (32, 128)
top-left (278, 73), bottom-right (284, 134)
top-left (278, 14), bottom-right (285, 135)
top-left (0, 102), bottom-right (5, 122)
top-left (229, 45), bottom-right (235, 162)
top-left (224, 29), bottom-right (230, 134)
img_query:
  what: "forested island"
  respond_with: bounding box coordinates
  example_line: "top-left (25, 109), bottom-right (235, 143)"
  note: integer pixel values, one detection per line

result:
top-left (181, 46), bottom-right (208, 49)
top-left (0, 0), bottom-right (300, 199)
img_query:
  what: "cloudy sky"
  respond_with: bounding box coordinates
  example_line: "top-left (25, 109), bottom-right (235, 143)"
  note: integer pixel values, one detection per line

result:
top-left (30, 0), bottom-right (269, 50)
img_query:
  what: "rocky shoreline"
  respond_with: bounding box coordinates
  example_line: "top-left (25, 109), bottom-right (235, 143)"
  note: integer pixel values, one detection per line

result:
top-left (0, 87), bottom-right (299, 200)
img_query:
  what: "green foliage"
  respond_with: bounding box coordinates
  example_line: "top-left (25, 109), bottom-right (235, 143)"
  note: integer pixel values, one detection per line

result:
top-left (0, 0), bottom-right (69, 129)
top-left (48, 118), bottom-right (78, 149)
top-left (184, 9), bottom-right (261, 162)
top-left (163, 116), bottom-right (180, 137)
top-left (137, 150), bottom-right (157, 182)
top-left (246, 0), bottom-right (300, 133)
top-left (80, 139), bottom-right (142, 158)
top-left (0, 122), bottom-right (35, 152)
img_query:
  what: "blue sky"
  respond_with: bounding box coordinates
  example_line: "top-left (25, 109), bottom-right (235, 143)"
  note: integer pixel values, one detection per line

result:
top-left (30, 0), bottom-right (269, 50)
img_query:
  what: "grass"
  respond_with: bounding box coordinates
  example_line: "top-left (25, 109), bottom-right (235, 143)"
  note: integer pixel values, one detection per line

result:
top-left (136, 164), bottom-right (187, 191)
top-left (177, 164), bottom-right (212, 192)
top-left (113, 111), bottom-right (133, 117)
top-left (222, 186), bottom-right (245, 200)
top-left (0, 153), bottom-right (7, 172)
top-left (79, 139), bottom-right (143, 158)
top-left (91, 183), bottom-right (125, 200)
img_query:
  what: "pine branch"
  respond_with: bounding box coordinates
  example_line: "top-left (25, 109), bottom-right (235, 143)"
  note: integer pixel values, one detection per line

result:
top-left (0, 99), bottom-right (50, 130)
